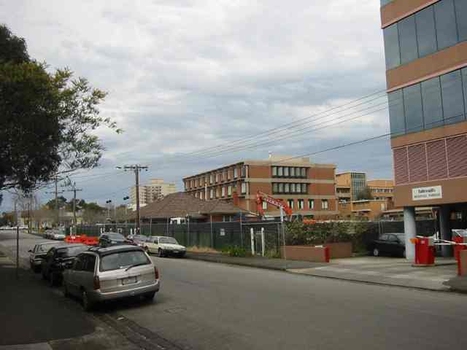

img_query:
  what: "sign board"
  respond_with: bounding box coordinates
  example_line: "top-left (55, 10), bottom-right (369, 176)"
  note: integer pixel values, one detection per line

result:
top-left (220, 228), bottom-right (225, 236)
top-left (412, 186), bottom-right (442, 201)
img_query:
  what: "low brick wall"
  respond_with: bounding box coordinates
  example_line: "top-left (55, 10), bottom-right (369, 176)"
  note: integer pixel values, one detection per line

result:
top-left (458, 250), bottom-right (467, 276)
top-left (281, 245), bottom-right (329, 263)
top-left (324, 242), bottom-right (353, 259)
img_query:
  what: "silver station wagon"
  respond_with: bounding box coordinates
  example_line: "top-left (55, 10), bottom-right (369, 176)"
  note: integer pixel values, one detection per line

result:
top-left (63, 244), bottom-right (160, 310)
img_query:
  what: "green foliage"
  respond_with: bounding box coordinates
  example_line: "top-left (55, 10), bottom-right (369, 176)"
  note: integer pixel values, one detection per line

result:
top-left (356, 186), bottom-right (373, 200)
top-left (285, 220), bottom-right (368, 250)
top-left (221, 245), bottom-right (250, 257)
top-left (0, 24), bottom-right (121, 192)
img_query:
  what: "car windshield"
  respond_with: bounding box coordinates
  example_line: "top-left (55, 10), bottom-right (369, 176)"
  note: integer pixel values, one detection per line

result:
top-left (108, 233), bottom-right (125, 241)
top-left (133, 235), bottom-right (148, 242)
top-left (36, 244), bottom-right (55, 253)
top-left (100, 250), bottom-right (151, 271)
top-left (159, 237), bottom-right (178, 244)
top-left (57, 246), bottom-right (87, 258)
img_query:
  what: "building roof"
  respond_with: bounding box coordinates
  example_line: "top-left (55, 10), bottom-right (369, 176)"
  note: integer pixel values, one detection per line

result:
top-left (138, 192), bottom-right (247, 219)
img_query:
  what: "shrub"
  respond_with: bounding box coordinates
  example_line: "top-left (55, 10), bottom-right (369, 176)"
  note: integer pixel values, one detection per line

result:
top-left (221, 245), bottom-right (250, 257)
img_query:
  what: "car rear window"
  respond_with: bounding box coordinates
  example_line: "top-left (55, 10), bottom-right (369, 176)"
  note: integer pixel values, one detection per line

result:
top-left (108, 233), bottom-right (125, 240)
top-left (57, 246), bottom-right (88, 257)
top-left (99, 250), bottom-right (151, 271)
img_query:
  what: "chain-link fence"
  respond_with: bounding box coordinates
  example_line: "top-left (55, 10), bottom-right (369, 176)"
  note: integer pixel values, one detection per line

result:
top-left (71, 218), bottom-right (464, 254)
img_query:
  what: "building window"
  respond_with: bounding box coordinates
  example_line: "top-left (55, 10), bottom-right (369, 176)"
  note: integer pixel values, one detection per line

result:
top-left (298, 199), bottom-right (304, 210)
top-left (322, 199), bottom-right (329, 210)
top-left (383, 0), bottom-right (467, 70)
top-left (215, 173), bottom-right (219, 183)
top-left (278, 183), bottom-right (284, 193)
top-left (200, 191), bottom-right (204, 200)
top-left (234, 168), bottom-right (238, 178)
top-left (278, 167), bottom-right (283, 176)
top-left (290, 183), bottom-right (295, 193)
top-left (228, 185), bottom-right (232, 196)
top-left (287, 199), bottom-right (294, 208)
top-left (290, 167), bottom-right (295, 177)
top-left (272, 183), bottom-right (278, 193)
top-left (284, 167), bottom-right (289, 177)
top-left (195, 192), bottom-right (199, 198)
top-left (210, 174), bottom-right (213, 184)
top-left (308, 199), bottom-right (314, 209)
top-left (301, 183), bottom-right (307, 194)
top-left (389, 67), bottom-right (467, 136)
top-left (262, 202), bottom-right (267, 210)
top-left (210, 189), bottom-right (214, 199)
top-left (272, 166), bottom-right (277, 177)
top-left (241, 182), bottom-right (247, 194)
top-left (284, 183), bottom-right (290, 193)
top-left (301, 168), bottom-right (306, 178)
top-left (216, 188), bottom-right (220, 198)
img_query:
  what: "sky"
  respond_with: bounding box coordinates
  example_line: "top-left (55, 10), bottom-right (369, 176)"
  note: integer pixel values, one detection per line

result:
top-left (0, 0), bottom-right (390, 210)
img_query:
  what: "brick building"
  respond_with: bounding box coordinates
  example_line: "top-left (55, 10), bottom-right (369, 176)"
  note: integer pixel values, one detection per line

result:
top-left (183, 156), bottom-right (337, 219)
top-left (381, 0), bottom-right (467, 258)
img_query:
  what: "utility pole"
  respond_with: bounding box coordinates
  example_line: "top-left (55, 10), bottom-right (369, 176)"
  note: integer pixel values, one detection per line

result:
top-left (117, 165), bottom-right (148, 234)
top-left (46, 175), bottom-right (64, 228)
top-left (63, 178), bottom-right (83, 234)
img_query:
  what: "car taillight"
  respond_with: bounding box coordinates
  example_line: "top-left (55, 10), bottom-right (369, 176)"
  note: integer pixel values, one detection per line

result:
top-left (93, 275), bottom-right (100, 290)
top-left (154, 266), bottom-right (160, 280)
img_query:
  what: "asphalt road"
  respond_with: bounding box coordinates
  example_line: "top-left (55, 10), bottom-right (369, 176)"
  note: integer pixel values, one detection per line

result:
top-left (2, 231), bottom-right (467, 350)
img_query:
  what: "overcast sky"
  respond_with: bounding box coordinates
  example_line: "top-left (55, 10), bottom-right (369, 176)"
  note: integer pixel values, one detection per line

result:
top-left (0, 0), bottom-right (390, 210)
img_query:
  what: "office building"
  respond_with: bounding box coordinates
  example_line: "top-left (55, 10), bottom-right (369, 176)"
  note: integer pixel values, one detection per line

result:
top-left (130, 179), bottom-right (177, 209)
top-left (183, 156), bottom-right (338, 219)
top-left (381, 0), bottom-right (467, 257)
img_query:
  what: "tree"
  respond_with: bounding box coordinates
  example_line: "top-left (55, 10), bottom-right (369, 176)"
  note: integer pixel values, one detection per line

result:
top-left (45, 196), bottom-right (67, 210)
top-left (356, 186), bottom-right (373, 200)
top-left (0, 24), bottom-right (121, 193)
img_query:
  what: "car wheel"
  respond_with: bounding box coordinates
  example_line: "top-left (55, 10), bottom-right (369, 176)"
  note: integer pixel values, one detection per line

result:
top-left (144, 291), bottom-right (156, 301)
top-left (82, 290), bottom-right (94, 311)
top-left (373, 248), bottom-right (380, 257)
top-left (178, 252), bottom-right (186, 258)
top-left (158, 249), bottom-right (164, 257)
top-left (49, 272), bottom-right (56, 287)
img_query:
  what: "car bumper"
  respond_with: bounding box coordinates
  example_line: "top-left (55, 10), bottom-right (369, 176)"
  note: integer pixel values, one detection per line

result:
top-left (32, 259), bottom-right (43, 266)
top-left (162, 249), bottom-right (186, 256)
top-left (88, 280), bottom-right (160, 302)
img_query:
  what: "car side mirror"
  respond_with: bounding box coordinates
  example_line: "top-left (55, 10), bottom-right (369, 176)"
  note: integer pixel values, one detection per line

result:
top-left (28, 249), bottom-right (32, 253)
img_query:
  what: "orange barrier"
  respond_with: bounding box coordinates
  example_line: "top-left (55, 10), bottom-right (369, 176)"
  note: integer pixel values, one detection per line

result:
top-left (64, 234), bottom-right (98, 246)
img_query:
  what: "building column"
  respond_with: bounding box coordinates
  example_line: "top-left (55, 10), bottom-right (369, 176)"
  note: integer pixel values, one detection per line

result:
top-left (403, 206), bottom-right (416, 262)
top-left (439, 205), bottom-right (452, 257)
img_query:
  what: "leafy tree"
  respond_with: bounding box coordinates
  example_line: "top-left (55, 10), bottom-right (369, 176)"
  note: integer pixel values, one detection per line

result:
top-left (45, 196), bottom-right (67, 210)
top-left (0, 24), bottom-right (121, 193)
top-left (356, 186), bottom-right (373, 200)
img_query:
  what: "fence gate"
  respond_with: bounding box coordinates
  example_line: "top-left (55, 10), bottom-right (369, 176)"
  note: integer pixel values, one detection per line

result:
top-left (250, 227), bottom-right (265, 256)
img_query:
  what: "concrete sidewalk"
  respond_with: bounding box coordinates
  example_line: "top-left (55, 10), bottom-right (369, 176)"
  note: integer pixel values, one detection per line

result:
top-left (187, 252), bottom-right (466, 292)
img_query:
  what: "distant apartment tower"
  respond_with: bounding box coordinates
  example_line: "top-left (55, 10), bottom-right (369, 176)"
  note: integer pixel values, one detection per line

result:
top-left (381, 0), bottom-right (467, 258)
top-left (130, 179), bottom-right (176, 208)
top-left (183, 156), bottom-right (338, 219)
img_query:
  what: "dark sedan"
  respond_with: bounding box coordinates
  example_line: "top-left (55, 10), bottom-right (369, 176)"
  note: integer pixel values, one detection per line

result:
top-left (29, 241), bottom-right (61, 273)
top-left (371, 233), bottom-right (406, 257)
top-left (98, 232), bottom-right (132, 247)
top-left (41, 244), bottom-right (89, 286)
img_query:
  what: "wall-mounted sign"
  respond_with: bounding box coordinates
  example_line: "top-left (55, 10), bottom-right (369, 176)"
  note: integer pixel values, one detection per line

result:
top-left (412, 186), bottom-right (442, 201)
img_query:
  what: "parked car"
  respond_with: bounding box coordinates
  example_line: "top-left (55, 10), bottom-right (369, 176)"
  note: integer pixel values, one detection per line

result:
top-left (144, 236), bottom-right (186, 257)
top-left (52, 232), bottom-right (66, 240)
top-left (41, 244), bottom-right (89, 286)
top-left (29, 242), bottom-right (61, 273)
top-left (371, 233), bottom-right (406, 257)
top-left (130, 234), bottom-right (148, 248)
top-left (63, 245), bottom-right (160, 311)
top-left (99, 232), bottom-right (132, 247)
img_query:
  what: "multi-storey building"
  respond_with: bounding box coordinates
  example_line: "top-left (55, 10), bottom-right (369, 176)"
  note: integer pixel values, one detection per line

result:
top-left (130, 179), bottom-right (177, 209)
top-left (183, 156), bottom-right (338, 219)
top-left (381, 0), bottom-right (467, 257)
top-left (336, 173), bottom-right (394, 219)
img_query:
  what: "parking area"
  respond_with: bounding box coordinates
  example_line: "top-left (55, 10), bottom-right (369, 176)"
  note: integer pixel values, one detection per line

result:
top-left (289, 256), bottom-right (458, 291)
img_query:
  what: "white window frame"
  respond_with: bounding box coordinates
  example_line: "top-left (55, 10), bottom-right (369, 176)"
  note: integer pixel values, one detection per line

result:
top-left (284, 167), bottom-right (289, 177)
top-left (221, 187), bottom-right (226, 197)
top-left (288, 199), bottom-right (294, 209)
top-left (309, 199), bottom-right (314, 209)
top-left (322, 199), bottom-right (329, 210)
top-left (228, 185), bottom-right (232, 196)
top-left (298, 199), bottom-right (304, 209)
top-left (210, 189), bottom-right (214, 199)
top-left (234, 168), bottom-right (238, 178)
top-left (262, 202), bottom-right (268, 210)
top-left (241, 182), bottom-right (247, 194)
top-left (272, 166), bottom-right (277, 176)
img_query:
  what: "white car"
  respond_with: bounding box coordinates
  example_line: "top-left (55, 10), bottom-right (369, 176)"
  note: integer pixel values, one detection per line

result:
top-left (144, 236), bottom-right (186, 257)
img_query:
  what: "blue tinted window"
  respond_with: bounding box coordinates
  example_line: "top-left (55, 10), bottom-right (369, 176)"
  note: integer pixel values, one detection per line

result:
top-left (441, 70), bottom-right (465, 124)
top-left (416, 7), bottom-right (437, 57)
top-left (404, 84), bottom-right (424, 133)
top-left (381, 0), bottom-right (393, 6)
top-left (384, 24), bottom-right (400, 69)
top-left (421, 77), bottom-right (443, 129)
top-left (388, 90), bottom-right (405, 136)
top-left (455, 0), bottom-right (467, 41)
top-left (463, 68), bottom-right (467, 116)
top-left (399, 16), bottom-right (418, 64)
top-left (434, 0), bottom-right (458, 50)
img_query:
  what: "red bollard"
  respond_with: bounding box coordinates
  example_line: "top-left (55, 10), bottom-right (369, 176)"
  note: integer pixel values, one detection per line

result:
top-left (412, 237), bottom-right (435, 266)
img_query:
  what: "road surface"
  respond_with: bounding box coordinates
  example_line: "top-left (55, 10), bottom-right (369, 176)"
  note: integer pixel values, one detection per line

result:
top-left (2, 230), bottom-right (467, 350)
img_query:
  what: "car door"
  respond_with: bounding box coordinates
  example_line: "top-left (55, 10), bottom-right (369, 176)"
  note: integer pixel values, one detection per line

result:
top-left (147, 237), bottom-right (158, 253)
top-left (81, 254), bottom-right (97, 292)
top-left (67, 254), bottom-right (85, 296)
top-left (385, 234), bottom-right (400, 256)
top-left (42, 248), bottom-right (55, 275)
